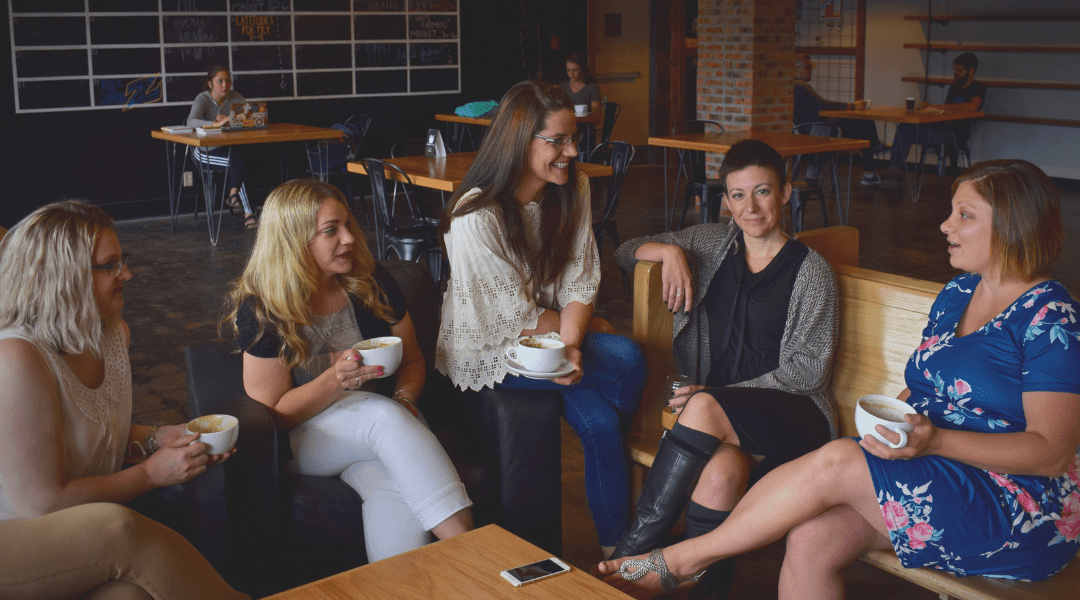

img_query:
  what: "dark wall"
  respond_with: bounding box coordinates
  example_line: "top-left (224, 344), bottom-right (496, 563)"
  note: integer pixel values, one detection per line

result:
top-left (0, 0), bottom-right (587, 227)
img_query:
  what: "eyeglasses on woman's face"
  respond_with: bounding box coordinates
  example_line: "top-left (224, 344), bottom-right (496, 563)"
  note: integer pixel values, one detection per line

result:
top-left (91, 253), bottom-right (130, 277)
top-left (533, 133), bottom-right (582, 150)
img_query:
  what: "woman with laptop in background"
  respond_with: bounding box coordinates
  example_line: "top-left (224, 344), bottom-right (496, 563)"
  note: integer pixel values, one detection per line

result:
top-left (187, 65), bottom-right (257, 230)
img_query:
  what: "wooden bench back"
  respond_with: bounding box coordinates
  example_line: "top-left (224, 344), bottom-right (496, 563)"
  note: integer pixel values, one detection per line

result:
top-left (830, 264), bottom-right (941, 436)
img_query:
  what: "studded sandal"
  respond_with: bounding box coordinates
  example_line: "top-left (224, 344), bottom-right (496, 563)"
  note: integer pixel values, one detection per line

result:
top-left (617, 548), bottom-right (706, 593)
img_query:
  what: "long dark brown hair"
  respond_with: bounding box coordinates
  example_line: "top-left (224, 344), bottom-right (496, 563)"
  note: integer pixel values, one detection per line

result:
top-left (439, 80), bottom-right (580, 287)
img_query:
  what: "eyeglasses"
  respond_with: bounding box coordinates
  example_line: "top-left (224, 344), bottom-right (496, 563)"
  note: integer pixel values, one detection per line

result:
top-left (90, 253), bottom-right (130, 276)
top-left (533, 133), bottom-right (582, 149)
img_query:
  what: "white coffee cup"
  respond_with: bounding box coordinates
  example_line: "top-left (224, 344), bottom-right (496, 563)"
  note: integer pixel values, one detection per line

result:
top-left (506, 337), bottom-right (565, 373)
top-left (855, 395), bottom-right (916, 449)
top-left (574, 104), bottom-right (588, 115)
top-left (353, 336), bottom-right (403, 378)
top-left (863, 99), bottom-right (872, 109)
top-left (186, 414), bottom-right (239, 455)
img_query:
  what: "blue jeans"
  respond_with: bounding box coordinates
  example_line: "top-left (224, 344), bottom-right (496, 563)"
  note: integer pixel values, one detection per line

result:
top-left (889, 123), bottom-right (954, 170)
top-left (498, 333), bottom-right (646, 546)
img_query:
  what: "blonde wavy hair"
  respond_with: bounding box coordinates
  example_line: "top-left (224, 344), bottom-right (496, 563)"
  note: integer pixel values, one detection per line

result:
top-left (223, 179), bottom-right (394, 370)
top-left (0, 200), bottom-right (115, 357)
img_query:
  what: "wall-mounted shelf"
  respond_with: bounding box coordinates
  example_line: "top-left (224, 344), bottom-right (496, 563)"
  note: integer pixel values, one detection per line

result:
top-left (904, 14), bottom-right (1080, 23)
top-left (903, 43), bottom-right (1080, 54)
top-left (900, 76), bottom-right (1080, 92)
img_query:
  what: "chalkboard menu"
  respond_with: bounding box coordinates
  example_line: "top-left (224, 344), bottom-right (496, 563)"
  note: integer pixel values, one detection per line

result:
top-left (10, 0), bottom-right (460, 113)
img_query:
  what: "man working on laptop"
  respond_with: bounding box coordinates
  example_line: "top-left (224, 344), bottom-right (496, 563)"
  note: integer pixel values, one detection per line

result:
top-left (877, 52), bottom-right (985, 189)
top-left (794, 53), bottom-right (886, 185)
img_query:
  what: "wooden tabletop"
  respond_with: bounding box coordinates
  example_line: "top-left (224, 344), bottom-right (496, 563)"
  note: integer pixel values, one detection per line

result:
top-left (150, 123), bottom-right (344, 147)
top-left (263, 525), bottom-right (631, 600)
top-left (435, 112), bottom-right (604, 126)
top-left (818, 106), bottom-right (984, 124)
top-left (647, 130), bottom-right (870, 156)
top-left (347, 152), bottom-right (613, 192)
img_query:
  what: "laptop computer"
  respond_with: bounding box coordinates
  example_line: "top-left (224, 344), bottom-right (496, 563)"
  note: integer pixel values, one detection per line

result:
top-left (220, 101), bottom-right (269, 131)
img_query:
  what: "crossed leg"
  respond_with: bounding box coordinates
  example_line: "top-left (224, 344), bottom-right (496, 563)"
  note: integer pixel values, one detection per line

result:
top-left (598, 438), bottom-right (890, 599)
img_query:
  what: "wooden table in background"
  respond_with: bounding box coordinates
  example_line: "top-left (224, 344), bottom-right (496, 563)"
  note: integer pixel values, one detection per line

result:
top-left (818, 106), bottom-right (983, 202)
top-left (151, 123), bottom-right (344, 245)
top-left (648, 130), bottom-right (871, 229)
top-left (263, 525), bottom-right (631, 600)
top-left (347, 151), bottom-right (613, 193)
top-left (435, 112), bottom-right (604, 153)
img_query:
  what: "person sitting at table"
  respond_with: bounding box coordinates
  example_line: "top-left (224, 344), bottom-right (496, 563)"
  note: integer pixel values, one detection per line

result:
top-left (598, 159), bottom-right (1079, 599)
top-left (793, 53), bottom-right (885, 185)
top-left (435, 80), bottom-right (647, 558)
top-left (559, 52), bottom-right (602, 115)
top-left (186, 64), bottom-right (257, 230)
top-left (607, 139), bottom-right (839, 599)
top-left (0, 200), bottom-right (245, 599)
top-left (225, 178), bottom-right (473, 563)
top-left (878, 52), bottom-right (986, 190)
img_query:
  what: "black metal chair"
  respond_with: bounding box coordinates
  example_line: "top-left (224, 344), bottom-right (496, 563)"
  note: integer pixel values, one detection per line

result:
top-left (390, 138), bottom-right (444, 225)
top-left (925, 120), bottom-right (974, 189)
top-left (672, 120), bottom-right (726, 229)
top-left (789, 122), bottom-right (843, 232)
top-left (599, 101), bottom-right (621, 147)
top-left (589, 141), bottom-right (635, 290)
top-left (360, 158), bottom-right (444, 283)
top-left (307, 115), bottom-right (371, 221)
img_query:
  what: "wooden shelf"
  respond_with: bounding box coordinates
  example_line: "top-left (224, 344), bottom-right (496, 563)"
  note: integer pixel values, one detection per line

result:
top-left (903, 42), bottom-right (1080, 54)
top-left (900, 76), bottom-right (1080, 92)
top-left (794, 46), bottom-right (857, 57)
top-left (904, 14), bottom-right (1080, 23)
top-left (979, 115), bottom-right (1080, 128)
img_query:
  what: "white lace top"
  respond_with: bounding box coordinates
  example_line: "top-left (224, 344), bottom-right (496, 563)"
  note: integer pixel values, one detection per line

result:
top-left (436, 171), bottom-right (600, 391)
top-left (0, 322), bottom-right (131, 520)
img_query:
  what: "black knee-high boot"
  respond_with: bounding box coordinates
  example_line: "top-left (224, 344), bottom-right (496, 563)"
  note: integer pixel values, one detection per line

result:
top-left (610, 423), bottom-right (720, 559)
top-left (685, 502), bottom-right (735, 600)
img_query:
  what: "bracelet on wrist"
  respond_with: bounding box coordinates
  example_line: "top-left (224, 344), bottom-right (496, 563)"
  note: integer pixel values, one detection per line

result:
top-left (144, 422), bottom-right (167, 454)
top-left (392, 391), bottom-right (416, 408)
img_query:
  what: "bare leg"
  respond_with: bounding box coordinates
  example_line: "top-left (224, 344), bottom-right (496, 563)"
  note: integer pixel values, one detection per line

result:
top-left (779, 505), bottom-right (891, 600)
top-left (681, 391), bottom-right (754, 511)
top-left (430, 507), bottom-right (474, 540)
top-left (598, 438), bottom-right (887, 598)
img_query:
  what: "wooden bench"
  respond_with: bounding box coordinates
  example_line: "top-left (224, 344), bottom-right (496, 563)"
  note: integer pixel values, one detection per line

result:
top-left (625, 225), bottom-right (1080, 599)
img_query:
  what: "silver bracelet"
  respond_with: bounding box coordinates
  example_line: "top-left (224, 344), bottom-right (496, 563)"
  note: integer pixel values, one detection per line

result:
top-left (392, 392), bottom-right (416, 410)
top-left (144, 422), bottom-right (166, 454)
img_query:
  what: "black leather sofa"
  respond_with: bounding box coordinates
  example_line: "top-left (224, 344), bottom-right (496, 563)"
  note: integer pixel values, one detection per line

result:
top-left (184, 259), bottom-right (563, 597)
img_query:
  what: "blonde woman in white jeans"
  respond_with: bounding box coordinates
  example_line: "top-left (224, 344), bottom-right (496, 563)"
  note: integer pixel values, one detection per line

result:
top-left (225, 179), bottom-right (473, 562)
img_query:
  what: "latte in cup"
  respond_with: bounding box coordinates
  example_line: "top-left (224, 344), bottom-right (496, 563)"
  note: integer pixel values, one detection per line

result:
top-left (186, 414), bottom-right (239, 455)
top-left (352, 336), bottom-right (403, 378)
top-left (506, 337), bottom-right (565, 373)
top-left (855, 394), bottom-right (916, 449)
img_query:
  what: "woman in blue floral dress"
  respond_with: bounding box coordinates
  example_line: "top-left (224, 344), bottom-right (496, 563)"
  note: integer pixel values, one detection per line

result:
top-left (598, 159), bottom-right (1080, 599)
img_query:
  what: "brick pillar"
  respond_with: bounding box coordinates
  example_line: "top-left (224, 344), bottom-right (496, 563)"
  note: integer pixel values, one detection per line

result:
top-left (697, 0), bottom-right (795, 174)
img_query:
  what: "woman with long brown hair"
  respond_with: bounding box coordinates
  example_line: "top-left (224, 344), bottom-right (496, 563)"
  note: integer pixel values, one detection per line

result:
top-left (436, 80), bottom-right (647, 557)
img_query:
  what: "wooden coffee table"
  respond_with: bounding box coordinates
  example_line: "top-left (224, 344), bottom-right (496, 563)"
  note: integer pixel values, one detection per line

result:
top-left (263, 525), bottom-right (631, 599)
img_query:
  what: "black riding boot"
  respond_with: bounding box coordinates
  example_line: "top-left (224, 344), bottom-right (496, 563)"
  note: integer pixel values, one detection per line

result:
top-left (610, 423), bottom-right (719, 559)
top-left (685, 501), bottom-right (735, 600)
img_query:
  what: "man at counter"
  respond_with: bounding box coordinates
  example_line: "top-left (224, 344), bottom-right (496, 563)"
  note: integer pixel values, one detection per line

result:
top-left (878, 52), bottom-right (985, 189)
top-left (794, 53), bottom-right (885, 185)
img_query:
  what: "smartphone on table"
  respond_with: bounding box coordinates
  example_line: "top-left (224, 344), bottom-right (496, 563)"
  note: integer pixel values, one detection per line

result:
top-left (499, 557), bottom-right (571, 586)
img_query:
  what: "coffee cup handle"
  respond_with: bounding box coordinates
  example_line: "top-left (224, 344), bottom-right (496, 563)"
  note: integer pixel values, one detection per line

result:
top-left (884, 427), bottom-right (908, 449)
top-left (505, 347), bottom-right (517, 362)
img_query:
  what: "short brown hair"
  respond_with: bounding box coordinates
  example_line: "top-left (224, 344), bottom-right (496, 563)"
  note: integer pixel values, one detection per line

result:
top-left (952, 160), bottom-right (1062, 280)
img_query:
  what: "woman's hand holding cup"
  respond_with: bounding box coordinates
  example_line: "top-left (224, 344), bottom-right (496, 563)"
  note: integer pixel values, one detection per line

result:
top-left (335, 350), bottom-right (383, 390)
top-left (144, 433), bottom-right (212, 487)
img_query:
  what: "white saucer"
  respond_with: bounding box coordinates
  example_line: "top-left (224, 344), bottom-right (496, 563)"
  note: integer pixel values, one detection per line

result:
top-left (506, 358), bottom-right (575, 380)
top-left (574, 111), bottom-right (591, 117)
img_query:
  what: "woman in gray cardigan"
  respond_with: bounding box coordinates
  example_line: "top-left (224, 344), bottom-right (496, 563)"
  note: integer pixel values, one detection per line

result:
top-left (607, 139), bottom-right (839, 598)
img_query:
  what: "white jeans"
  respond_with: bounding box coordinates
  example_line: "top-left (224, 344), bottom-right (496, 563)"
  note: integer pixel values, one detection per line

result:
top-left (287, 391), bottom-right (471, 562)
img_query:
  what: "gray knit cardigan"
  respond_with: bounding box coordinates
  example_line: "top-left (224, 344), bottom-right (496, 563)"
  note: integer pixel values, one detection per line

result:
top-left (614, 221), bottom-right (840, 438)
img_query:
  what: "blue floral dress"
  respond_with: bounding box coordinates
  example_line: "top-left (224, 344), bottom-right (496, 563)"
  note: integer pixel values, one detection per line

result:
top-left (864, 274), bottom-right (1080, 580)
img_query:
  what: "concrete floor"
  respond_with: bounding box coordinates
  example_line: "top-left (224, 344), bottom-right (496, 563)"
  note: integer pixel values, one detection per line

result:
top-left (115, 160), bottom-right (1078, 599)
